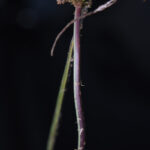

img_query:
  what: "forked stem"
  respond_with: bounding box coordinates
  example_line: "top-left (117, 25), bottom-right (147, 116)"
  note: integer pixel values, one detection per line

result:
top-left (73, 6), bottom-right (85, 150)
top-left (48, 1), bottom-right (117, 150)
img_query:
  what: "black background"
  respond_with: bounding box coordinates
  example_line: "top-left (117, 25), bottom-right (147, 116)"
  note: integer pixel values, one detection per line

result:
top-left (1, 0), bottom-right (150, 150)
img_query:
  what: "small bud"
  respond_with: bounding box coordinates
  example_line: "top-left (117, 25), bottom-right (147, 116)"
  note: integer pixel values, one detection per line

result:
top-left (56, 0), bottom-right (91, 7)
top-left (57, 0), bottom-right (66, 5)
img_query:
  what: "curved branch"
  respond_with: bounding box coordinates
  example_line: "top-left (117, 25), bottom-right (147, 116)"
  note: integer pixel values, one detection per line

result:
top-left (50, 0), bottom-right (117, 56)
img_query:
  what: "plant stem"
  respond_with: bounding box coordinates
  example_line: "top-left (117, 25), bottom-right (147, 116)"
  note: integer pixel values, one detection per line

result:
top-left (47, 38), bottom-right (74, 150)
top-left (73, 6), bottom-right (85, 150)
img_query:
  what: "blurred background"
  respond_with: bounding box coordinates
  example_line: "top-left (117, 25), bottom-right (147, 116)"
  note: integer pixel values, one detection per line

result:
top-left (1, 0), bottom-right (150, 150)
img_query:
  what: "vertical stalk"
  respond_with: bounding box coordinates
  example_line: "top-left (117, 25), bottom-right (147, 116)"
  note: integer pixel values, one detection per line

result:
top-left (73, 6), bottom-right (85, 150)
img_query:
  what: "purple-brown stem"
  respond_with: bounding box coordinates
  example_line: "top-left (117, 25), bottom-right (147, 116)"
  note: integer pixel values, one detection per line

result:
top-left (73, 6), bottom-right (85, 150)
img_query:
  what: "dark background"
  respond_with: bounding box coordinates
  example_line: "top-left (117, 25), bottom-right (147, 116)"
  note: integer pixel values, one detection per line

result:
top-left (1, 0), bottom-right (150, 150)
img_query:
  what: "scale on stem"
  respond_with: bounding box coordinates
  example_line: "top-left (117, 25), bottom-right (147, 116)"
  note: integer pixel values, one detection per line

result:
top-left (47, 0), bottom-right (117, 150)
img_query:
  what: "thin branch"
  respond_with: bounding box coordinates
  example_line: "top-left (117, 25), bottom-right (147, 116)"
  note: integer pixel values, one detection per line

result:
top-left (50, 0), bottom-right (117, 56)
top-left (46, 38), bottom-right (74, 150)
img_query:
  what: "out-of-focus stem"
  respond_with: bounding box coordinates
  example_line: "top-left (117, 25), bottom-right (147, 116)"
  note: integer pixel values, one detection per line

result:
top-left (73, 6), bottom-right (85, 150)
top-left (47, 38), bottom-right (74, 150)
